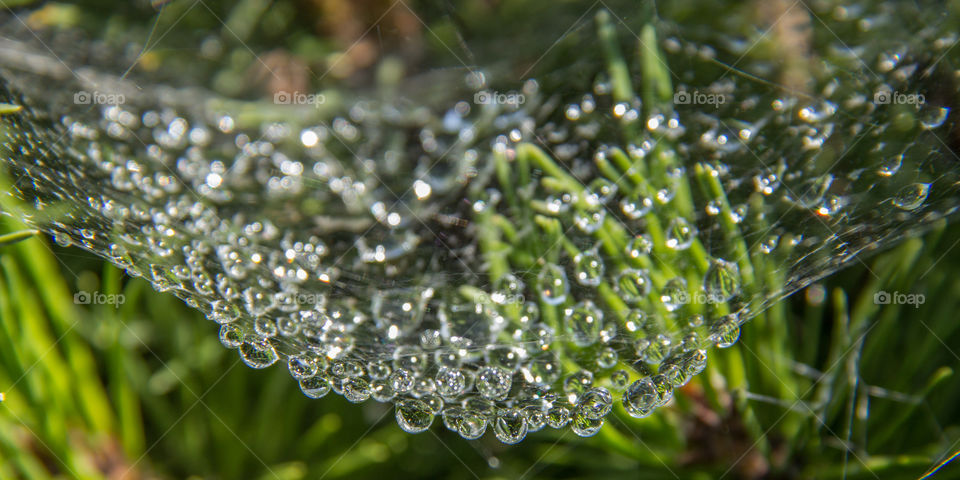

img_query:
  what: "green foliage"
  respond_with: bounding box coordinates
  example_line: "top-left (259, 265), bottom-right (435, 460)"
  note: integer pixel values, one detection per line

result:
top-left (1, 178), bottom-right (959, 478)
top-left (2, 0), bottom-right (960, 478)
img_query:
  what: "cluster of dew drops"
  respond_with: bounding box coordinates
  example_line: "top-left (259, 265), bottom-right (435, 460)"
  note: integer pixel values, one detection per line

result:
top-left (5, 3), bottom-right (960, 444)
top-left (4, 75), bottom-right (745, 442)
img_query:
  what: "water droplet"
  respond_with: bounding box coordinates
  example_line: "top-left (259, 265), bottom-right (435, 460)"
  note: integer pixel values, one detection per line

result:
top-left (523, 406), bottom-right (547, 433)
top-left (420, 329), bottom-right (441, 349)
top-left (703, 259), bottom-right (741, 303)
top-left (624, 310), bottom-right (646, 333)
top-left (219, 324), bottom-right (243, 348)
top-left (877, 154), bottom-right (902, 177)
top-left (623, 378), bottom-right (658, 418)
top-left (449, 408), bottom-right (487, 440)
top-left (660, 355), bottom-right (690, 387)
top-left (596, 347), bottom-right (618, 369)
top-left (485, 345), bottom-right (523, 371)
top-left (373, 289), bottom-right (427, 337)
top-left (414, 378), bottom-right (441, 399)
top-left (53, 231), bottom-right (72, 247)
top-left (586, 178), bottom-right (618, 205)
top-left (626, 234), bottom-right (653, 258)
top-left (574, 209), bottom-right (606, 233)
top-left (637, 334), bottom-right (671, 365)
top-left (390, 368), bottom-right (415, 393)
top-left (616, 269), bottom-right (652, 304)
top-left (442, 406), bottom-right (461, 431)
top-left (477, 367), bottom-right (512, 400)
top-left (342, 377), bottom-right (371, 403)
top-left (288, 353), bottom-right (320, 379)
top-left (516, 322), bottom-right (555, 354)
top-left (547, 404), bottom-right (571, 428)
top-left (574, 249), bottom-right (605, 287)
top-left (299, 374), bottom-right (331, 399)
top-left (571, 410), bottom-right (604, 437)
top-left (892, 183), bottom-right (930, 211)
top-left (371, 380), bottom-right (397, 402)
top-left (651, 374), bottom-right (674, 406)
top-left (760, 235), bottom-right (780, 254)
top-left (330, 360), bottom-right (363, 377)
top-left (522, 353), bottom-right (561, 385)
top-left (254, 318), bottom-right (277, 337)
top-left (537, 264), bottom-right (569, 305)
top-left (681, 331), bottom-right (703, 351)
top-left (492, 274), bottom-right (525, 305)
top-left (753, 173), bottom-right (781, 195)
top-left (150, 264), bottom-right (177, 292)
top-left (393, 346), bottom-right (429, 375)
top-left (493, 409), bottom-right (528, 444)
top-left (543, 195), bottom-right (571, 215)
top-left (594, 76), bottom-right (612, 95)
top-left (396, 398), bottom-right (434, 433)
top-left (367, 362), bottom-right (391, 380)
top-left (660, 277), bottom-right (689, 312)
top-left (798, 100), bottom-right (837, 123)
top-left (681, 349), bottom-right (708, 378)
top-left (665, 217), bottom-right (697, 250)
top-left (435, 367), bottom-right (467, 397)
top-left (656, 187), bottom-right (676, 205)
top-left (564, 301), bottom-right (604, 347)
top-left (239, 335), bottom-right (278, 368)
top-left (919, 105), bottom-right (949, 129)
top-left (440, 303), bottom-right (493, 346)
top-left (610, 370), bottom-right (630, 390)
top-left (578, 388), bottom-right (613, 420)
top-left (520, 301), bottom-right (540, 325)
top-left (210, 300), bottom-right (240, 324)
top-left (712, 315), bottom-right (741, 348)
top-left (242, 287), bottom-right (274, 316)
top-left (620, 196), bottom-right (653, 219)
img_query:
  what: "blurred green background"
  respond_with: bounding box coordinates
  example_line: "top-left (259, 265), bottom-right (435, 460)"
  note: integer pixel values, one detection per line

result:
top-left (2, 0), bottom-right (960, 478)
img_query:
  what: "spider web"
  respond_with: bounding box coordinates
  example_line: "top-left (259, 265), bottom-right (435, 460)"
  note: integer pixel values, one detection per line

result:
top-left (0, 0), bottom-right (958, 446)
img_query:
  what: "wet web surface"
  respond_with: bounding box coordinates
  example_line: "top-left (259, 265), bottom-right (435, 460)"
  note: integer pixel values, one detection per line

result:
top-left (0, 0), bottom-right (959, 444)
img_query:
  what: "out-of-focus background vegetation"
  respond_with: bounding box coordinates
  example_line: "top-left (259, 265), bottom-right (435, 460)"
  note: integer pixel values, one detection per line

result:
top-left (1, 0), bottom-right (960, 478)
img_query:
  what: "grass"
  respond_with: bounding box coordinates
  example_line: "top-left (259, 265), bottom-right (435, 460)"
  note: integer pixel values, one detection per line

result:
top-left (2, 177), bottom-right (960, 479)
top-left (2, 0), bottom-right (960, 478)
